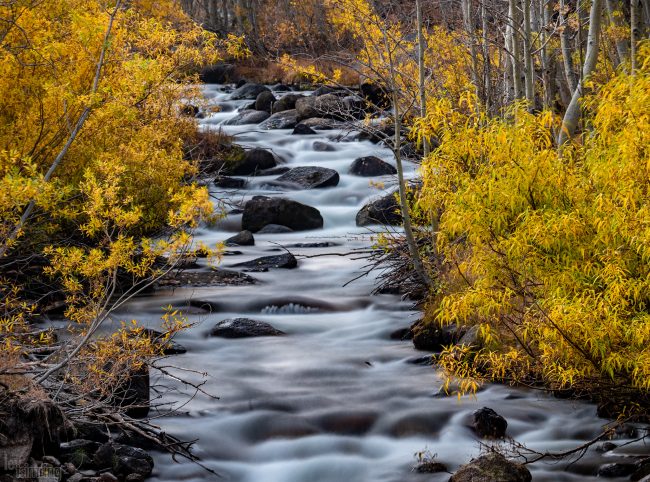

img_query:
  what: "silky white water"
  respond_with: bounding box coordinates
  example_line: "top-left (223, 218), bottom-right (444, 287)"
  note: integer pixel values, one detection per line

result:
top-left (114, 85), bottom-right (646, 482)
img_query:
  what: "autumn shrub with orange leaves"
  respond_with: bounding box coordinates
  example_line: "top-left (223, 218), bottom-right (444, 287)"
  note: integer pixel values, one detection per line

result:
top-left (0, 0), bottom-right (245, 423)
top-left (415, 43), bottom-right (650, 416)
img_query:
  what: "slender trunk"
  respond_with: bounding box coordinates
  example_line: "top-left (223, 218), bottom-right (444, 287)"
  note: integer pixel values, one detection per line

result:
top-left (605, 0), bottom-right (629, 66)
top-left (509, 0), bottom-right (525, 99)
top-left (416, 0), bottom-right (429, 157)
top-left (559, 0), bottom-right (578, 92)
top-left (482, 0), bottom-right (492, 111)
top-left (540, 0), bottom-right (554, 108)
top-left (381, 31), bottom-right (432, 288)
top-left (558, 0), bottom-right (603, 146)
top-left (631, 0), bottom-right (639, 72)
top-left (522, 0), bottom-right (536, 107)
top-left (463, 0), bottom-right (482, 102)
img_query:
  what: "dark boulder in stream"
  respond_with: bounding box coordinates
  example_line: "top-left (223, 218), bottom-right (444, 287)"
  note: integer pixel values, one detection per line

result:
top-left (255, 90), bottom-right (276, 112)
top-left (226, 148), bottom-right (277, 175)
top-left (242, 196), bottom-right (323, 232)
top-left (225, 230), bottom-right (255, 246)
top-left (93, 443), bottom-right (154, 479)
top-left (223, 109), bottom-right (270, 125)
top-left (349, 156), bottom-right (396, 176)
top-left (272, 94), bottom-right (301, 113)
top-left (215, 176), bottom-right (246, 189)
top-left (232, 253), bottom-right (297, 271)
top-left (355, 192), bottom-right (401, 226)
top-left (230, 82), bottom-right (271, 100)
top-left (472, 407), bottom-right (508, 439)
top-left (259, 109), bottom-right (299, 129)
top-left (275, 166), bottom-right (339, 189)
top-left (292, 123), bottom-right (316, 135)
top-left (450, 453), bottom-right (531, 482)
top-left (209, 318), bottom-right (286, 338)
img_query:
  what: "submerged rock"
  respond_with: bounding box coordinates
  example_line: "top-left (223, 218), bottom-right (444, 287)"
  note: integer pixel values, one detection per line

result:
top-left (225, 230), bottom-right (255, 246)
top-left (349, 156), bottom-right (396, 176)
top-left (450, 453), bottom-right (531, 482)
top-left (214, 176), bottom-right (246, 189)
top-left (232, 253), bottom-right (297, 271)
top-left (242, 196), bottom-right (323, 232)
top-left (411, 319), bottom-right (465, 351)
top-left (472, 407), bottom-right (508, 439)
top-left (209, 318), bottom-right (286, 338)
top-left (257, 224), bottom-right (293, 233)
top-left (292, 123), bottom-right (316, 135)
top-left (223, 109), bottom-right (270, 125)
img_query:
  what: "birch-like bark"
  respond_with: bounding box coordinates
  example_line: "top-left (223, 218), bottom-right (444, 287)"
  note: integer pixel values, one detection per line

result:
top-left (631, 0), bottom-right (639, 72)
top-left (558, 0), bottom-right (603, 146)
top-left (605, 0), bottom-right (629, 66)
top-left (559, 0), bottom-right (578, 93)
top-left (463, 0), bottom-right (482, 102)
top-left (509, 0), bottom-right (525, 99)
top-left (482, 0), bottom-right (492, 110)
top-left (416, 0), bottom-right (429, 157)
top-left (522, 0), bottom-right (536, 107)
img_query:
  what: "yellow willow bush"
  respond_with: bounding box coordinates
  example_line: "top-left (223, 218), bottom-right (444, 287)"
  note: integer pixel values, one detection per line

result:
top-left (0, 0), bottom-right (246, 392)
top-left (417, 44), bottom-right (650, 410)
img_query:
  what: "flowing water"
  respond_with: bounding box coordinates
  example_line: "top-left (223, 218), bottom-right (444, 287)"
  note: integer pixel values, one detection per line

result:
top-left (115, 85), bottom-right (647, 481)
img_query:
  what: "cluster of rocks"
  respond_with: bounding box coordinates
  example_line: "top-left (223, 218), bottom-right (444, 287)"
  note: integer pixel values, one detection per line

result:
top-left (0, 399), bottom-right (154, 482)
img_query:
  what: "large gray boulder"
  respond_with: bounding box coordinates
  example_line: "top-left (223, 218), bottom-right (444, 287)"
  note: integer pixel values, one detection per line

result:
top-left (255, 90), bottom-right (276, 112)
top-left (272, 94), bottom-right (302, 113)
top-left (450, 453), bottom-right (531, 482)
top-left (356, 192), bottom-right (401, 226)
top-left (233, 253), bottom-right (298, 271)
top-left (349, 156), bottom-right (396, 176)
top-left (242, 196), bottom-right (323, 232)
top-left (296, 94), bottom-right (349, 121)
top-left (223, 109), bottom-right (270, 126)
top-left (259, 110), bottom-right (299, 130)
top-left (226, 148), bottom-right (277, 175)
top-left (230, 83), bottom-right (271, 100)
top-left (274, 166), bottom-right (339, 189)
top-left (472, 407), bottom-right (508, 439)
top-left (209, 318), bottom-right (286, 338)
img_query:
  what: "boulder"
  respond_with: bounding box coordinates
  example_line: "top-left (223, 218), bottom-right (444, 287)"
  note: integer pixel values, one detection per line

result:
top-left (411, 319), bottom-right (465, 351)
top-left (93, 443), bottom-right (153, 479)
top-left (271, 83), bottom-right (292, 92)
top-left (199, 63), bottom-right (238, 84)
top-left (356, 193), bottom-right (401, 226)
top-left (215, 176), bottom-right (246, 189)
top-left (257, 224), bottom-right (293, 234)
top-left (232, 253), bottom-right (297, 271)
top-left (242, 196), bottom-right (323, 232)
top-left (272, 94), bottom-right (301, 113)
top-left (343, 95), bottom-right (366, 119)
top-left (223, 109), bottom-right (270, 126)
top-left (313, 141), bottom-right (335, 152)
top-left (298, 118), bottom-right (341, 130)
top-left (597, 463), bottom-right (637, 478)
top-left (312, 85), bottom-right (340, 96)
top-left (209, 318), bottom-right (286, 338)
top-left (227, 148), bottom-right (277, 175)
top-left (349, 156), bottom-right (397, 176)
top-left (255, 90), bottom-right (276, 113)
top-left (225, 230), bottom-right (255, 246)
top-left (296, 94), bottom-right (349, 121)
top-left (230, 83), bottom-right (270, 100)
top-left (60, 439), bottom-right (101, 468)
top-left (274, 166), bottom-right (339, 189)
top-left (255, 166), bottom-right (291, 176)
top-left (259, 110), bottom-right (299, 130)
top-left (292, 124), bottom-right (316, 135)
top-left (360, 81), bottom-right (390, 109)
top-left (450, 453), bottom-right (531, 482)
top-left (472, 407), bottom-right (508, 439)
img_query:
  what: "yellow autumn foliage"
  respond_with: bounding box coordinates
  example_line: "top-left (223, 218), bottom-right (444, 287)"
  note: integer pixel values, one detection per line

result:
top-left (0, 1), bottom-right (246, 394)
top-left (417, 43), bottom-right (650, 408)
